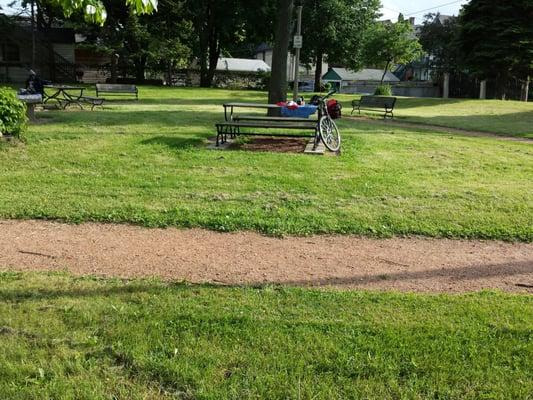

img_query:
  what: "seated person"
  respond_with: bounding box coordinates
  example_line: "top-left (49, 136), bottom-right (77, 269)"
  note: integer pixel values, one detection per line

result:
top-left (25, 70), bottom-right (45, 95)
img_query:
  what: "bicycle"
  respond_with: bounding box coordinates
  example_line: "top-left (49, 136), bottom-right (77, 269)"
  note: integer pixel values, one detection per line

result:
top-left (312, 90), bottom-right (341, 152)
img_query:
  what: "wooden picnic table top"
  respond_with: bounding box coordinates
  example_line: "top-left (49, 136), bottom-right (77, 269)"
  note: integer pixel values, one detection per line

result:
top-left (223, 102), bottom-right (280, 108)
top-left (44, 85), bottom-right (85, 90)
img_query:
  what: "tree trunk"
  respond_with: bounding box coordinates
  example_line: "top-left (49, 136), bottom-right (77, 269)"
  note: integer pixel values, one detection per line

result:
top-left (380, 60), bottom-right (390, 85)
top-left (268, 0), bottom-right (294, 106)
top-left (314, 50), bottom-right (323, 92)
top-left (110, 54), bottom-right (118, 84)
top-left (521, 76), bottom-right (530, 102)
top-left (199, 2), bottom-right (219, 88)
top-left (134, 55), bottom-right (146, 83)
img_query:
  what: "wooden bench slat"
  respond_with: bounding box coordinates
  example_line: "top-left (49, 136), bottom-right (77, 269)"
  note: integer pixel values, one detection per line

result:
top-left (234, 115), bottom-right (316, 123)
top-left (95, 84), bottom-right (138, 99)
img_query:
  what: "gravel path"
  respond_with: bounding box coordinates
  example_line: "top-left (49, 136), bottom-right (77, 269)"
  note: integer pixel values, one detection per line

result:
top-left (1, 220), bottom-right (532, 293)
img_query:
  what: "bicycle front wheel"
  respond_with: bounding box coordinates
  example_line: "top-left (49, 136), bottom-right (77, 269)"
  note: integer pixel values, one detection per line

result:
top-left (319, 116), bottom-right (341, 152)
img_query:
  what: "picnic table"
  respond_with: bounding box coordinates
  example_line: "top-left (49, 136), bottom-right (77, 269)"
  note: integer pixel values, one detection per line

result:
top-left (43, 85), bottom-right (104, 110)
top-left (43, 85), bottom-right (85, 108)
top-left (217, 102), bottom-right (319, 146)
top-left (223, 102), bottom-right (280, 121)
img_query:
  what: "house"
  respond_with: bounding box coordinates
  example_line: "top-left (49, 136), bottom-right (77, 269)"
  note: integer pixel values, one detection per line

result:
top-left (394, 15), bottom-right (455, 82)
top-left (216, 58), bottom-right (270, 73)
top-left (0, 14), bottom-right (76, 83)
top-left (321, 67), bottom-right (400, 93)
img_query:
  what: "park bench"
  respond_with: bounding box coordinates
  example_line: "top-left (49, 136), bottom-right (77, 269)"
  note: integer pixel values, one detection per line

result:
top-left (96, 83), bottom-right (138, 100)
top-left (351, 95), bottom-right (397, 119)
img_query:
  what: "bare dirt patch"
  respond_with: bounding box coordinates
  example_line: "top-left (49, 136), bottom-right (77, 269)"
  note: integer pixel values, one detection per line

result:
top-left (1, 220), bottom-right (532, 293)
top-left (230, 136), bottom-right (310, 153)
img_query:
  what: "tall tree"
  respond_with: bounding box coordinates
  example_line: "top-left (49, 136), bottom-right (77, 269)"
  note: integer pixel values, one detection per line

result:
top-left (456, 0), bottom-right (533, 100)
top-left (186, 0), bottom-right (272, 87)
top-left (418, 13), bottom-right (460, 77)
top-left (268, 0), bottom-right (294, 104)
top-left (363, 16), bottom-right (423, 84)
top-left (301, 0), bottom-right (380, 91)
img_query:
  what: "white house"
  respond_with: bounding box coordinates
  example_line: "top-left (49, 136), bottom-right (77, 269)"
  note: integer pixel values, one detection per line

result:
top-left (216, 57), bottom-right (270, 73)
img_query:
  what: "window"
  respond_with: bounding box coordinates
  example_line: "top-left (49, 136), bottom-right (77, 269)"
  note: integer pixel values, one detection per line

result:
top-left (1, 43), bottom-right (20, 62)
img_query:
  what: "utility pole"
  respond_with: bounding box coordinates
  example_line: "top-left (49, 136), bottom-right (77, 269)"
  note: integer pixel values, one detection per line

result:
top-left (292, 4), bottom-right (303, 101)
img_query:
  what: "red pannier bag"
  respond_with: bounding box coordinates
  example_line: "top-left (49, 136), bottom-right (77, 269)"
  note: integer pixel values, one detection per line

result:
top-left (327, 99), bottom-right (342, 119)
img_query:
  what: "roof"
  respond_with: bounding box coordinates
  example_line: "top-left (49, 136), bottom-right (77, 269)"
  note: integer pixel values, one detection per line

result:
top-left (216, 58), bottom-right (270, 72)
top-left (322, 68), bottom-right (400, 82)
top-left (254, 43), bottom-right (272, 53)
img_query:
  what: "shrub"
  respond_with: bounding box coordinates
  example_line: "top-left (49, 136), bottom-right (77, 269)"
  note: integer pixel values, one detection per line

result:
top-left (0, 87), bottom-right (27, 137)
top-left (374, 84), bottom-right (392, 96)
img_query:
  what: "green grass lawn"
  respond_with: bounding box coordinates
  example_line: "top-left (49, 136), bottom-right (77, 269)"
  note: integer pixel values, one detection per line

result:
top-left (1, 86), bottom-right (532, 240)
top-left (0, 272), bottom-right (531, 400)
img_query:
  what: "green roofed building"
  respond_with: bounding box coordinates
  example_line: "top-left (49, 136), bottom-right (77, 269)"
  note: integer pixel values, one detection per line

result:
top-left (322, 67), bottom-right (400, 94)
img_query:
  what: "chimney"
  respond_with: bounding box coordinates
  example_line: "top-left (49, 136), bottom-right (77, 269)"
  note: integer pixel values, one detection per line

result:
top-left (409, 17), bottom-right (415, 25)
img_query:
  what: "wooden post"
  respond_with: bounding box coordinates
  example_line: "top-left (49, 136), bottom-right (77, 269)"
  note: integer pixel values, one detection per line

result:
top-left (521, 76), bottom-right (530, 102)
top-left (442, 72), bottom-right (450, 98)
top-left (479, 80), bottom-right (487, 99)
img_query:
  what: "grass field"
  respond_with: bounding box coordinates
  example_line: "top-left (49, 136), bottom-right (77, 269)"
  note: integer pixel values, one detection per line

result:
top-left (0, 271), bottom-right (531, 399)
top-left (0, 87), bottom-right (532, 240)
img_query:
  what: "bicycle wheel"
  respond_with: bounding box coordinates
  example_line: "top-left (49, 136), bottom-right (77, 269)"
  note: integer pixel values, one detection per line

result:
top-left (319, 116), bottom-right (341, 152)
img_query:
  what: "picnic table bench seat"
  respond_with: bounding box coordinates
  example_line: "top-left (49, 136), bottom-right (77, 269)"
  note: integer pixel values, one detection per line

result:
top-left (351, 95), bottom-right (397, 119)
top-left (96, 83), bottom-right (138, 99)
top-left (216, 120), bottom-right (317, 146)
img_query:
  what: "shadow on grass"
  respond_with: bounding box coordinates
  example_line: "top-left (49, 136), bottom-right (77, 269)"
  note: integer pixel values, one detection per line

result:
top-left (140, 135), bottom-right (205, 149)
top-left (399, 111), bottom-right (533, 137)
top-left (42, 109), bottom-right (224, 128)
top-left (1, 260), bottom-right (531, 302)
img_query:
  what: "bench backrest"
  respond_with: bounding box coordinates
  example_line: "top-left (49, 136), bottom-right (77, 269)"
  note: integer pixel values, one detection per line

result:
top-left (96, 84), bottom-right (137, 92)
top-left (360, 95), bottom-right (396, 108)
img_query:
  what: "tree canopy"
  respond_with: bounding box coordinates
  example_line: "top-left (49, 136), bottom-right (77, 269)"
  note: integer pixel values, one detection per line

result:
top-left (300, 0), bottom-right (380, 91)
top-left (456, 0), bottom-right (533, 99)
top-left (363, 16), bottom-right (423, 83)
top-left (418, 13), bottom-right (460, 75)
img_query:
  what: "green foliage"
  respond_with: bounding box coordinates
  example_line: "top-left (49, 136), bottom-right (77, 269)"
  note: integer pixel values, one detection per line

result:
top-left (0, 87), bottom-right (27, 137)
top-left (300, 0), bottom-right (381, 85)
top-left (0, 87), bottom-right (531, 240)
top-left (374, 84), bottom-right (392, 96)
top-left (48, 0), bottom-right (157, 25)
top-left (364, 17), bottom-right (423, 83)
top-left (456, 0), bottom-right (533, 98)
top-left (1, 272), bottom-right (532, 399)
top-left (419, 13), bottom-right (460, 75)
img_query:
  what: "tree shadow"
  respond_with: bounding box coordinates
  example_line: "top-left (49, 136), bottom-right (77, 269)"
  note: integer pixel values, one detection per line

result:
top-left (48, 109), bottom-right (224, 128)
top-left (140, 135), bottom-right (205, 149)
top-left (1, 259), bottom-right (531, 303)
top-left (399, 111), bottom-right (533, 138)
top-left (275, 260), bottom-right (533, 287)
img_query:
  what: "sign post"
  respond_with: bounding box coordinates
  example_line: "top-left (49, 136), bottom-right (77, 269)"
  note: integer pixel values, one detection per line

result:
top-left (292, 5), bottom-right (303, 101)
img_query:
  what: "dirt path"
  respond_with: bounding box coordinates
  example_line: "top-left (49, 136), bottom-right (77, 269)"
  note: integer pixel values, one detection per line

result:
top-left (1, 220), bottom-right (532, 293)
top-left (347, 116), bottom-right (533, 143)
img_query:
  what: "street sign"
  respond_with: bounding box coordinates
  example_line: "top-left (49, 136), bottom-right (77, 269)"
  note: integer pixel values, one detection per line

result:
top-left (293, 35), bottom-right (303, 49)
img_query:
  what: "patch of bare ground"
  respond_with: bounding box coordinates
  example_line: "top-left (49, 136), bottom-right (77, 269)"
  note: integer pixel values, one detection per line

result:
top-left (1, 220), bottom-right (532, 293)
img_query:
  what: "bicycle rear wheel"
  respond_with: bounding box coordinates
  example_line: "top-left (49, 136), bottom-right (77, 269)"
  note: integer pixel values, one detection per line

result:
top-left (319, 116), bottom-right (341, 152)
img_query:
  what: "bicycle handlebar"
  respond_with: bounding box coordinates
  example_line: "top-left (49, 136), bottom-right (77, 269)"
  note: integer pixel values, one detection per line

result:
top-left (321, 89), bottom-right (337, 100)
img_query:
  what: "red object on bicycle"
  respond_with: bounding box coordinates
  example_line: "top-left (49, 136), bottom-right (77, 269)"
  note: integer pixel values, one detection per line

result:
top-left (327, 99), bottom-right (342, 119)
